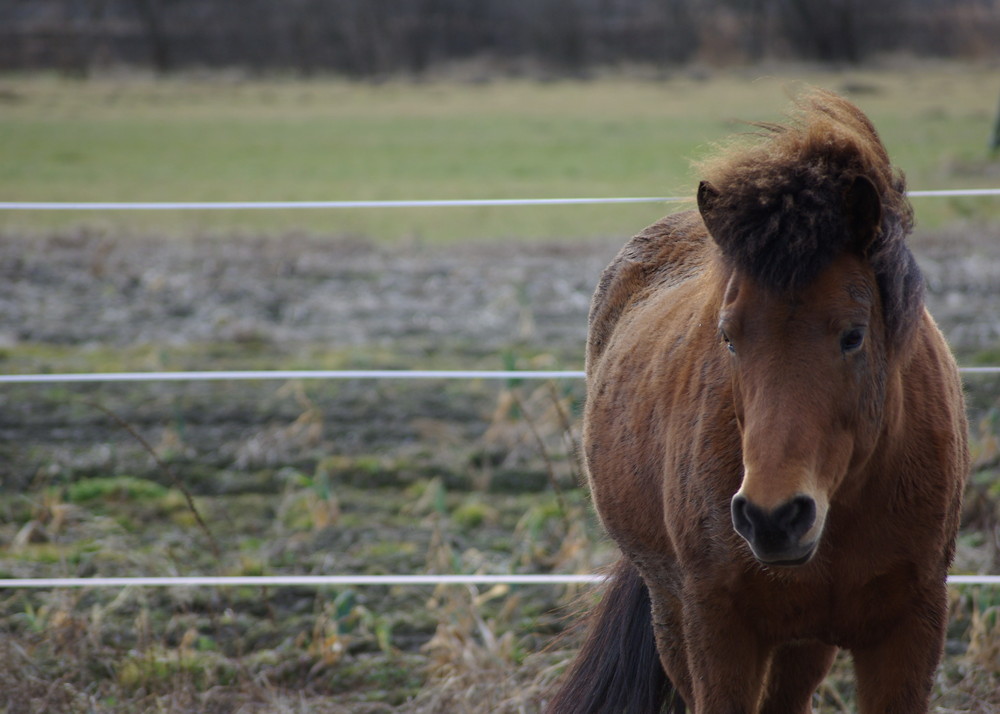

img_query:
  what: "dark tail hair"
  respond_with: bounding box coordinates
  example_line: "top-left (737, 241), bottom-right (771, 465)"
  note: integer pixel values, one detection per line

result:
top-left (546, 558), bottom-right (684, 714)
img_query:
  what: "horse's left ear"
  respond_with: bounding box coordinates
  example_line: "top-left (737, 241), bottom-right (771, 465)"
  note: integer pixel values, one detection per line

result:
top-left (845, 175), bottom-right (881, 256)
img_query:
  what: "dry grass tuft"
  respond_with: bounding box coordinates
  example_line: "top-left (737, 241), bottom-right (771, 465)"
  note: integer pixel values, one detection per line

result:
top-left (410, 578), bottom-right (574, 714)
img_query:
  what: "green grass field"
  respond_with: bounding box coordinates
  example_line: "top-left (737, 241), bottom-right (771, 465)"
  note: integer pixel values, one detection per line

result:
top-left (1, 64), bottom-right (998, 241)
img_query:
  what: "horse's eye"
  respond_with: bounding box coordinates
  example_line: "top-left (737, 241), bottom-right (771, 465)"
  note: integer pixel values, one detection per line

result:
top-left (720, 330), bottom-right (735, 354)
top-left (840, 327), bottom-right (866, 353)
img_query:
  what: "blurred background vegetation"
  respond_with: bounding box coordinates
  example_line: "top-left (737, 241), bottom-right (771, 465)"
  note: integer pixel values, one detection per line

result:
top-left (3, 0), bottom-right (999, 76)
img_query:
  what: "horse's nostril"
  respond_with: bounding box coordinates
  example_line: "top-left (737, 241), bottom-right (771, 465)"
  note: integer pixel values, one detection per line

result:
top-left (773, 495), bottom-right (816, 540)
top-left (731, 494), bottom-right (755, 541)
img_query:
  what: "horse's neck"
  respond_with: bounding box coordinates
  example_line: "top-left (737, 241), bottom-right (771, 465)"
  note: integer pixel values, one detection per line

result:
top-left (869, 309), bottom-right (963, 486)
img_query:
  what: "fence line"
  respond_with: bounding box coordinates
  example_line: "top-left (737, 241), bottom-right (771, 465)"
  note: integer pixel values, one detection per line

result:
top-left (0, 574), bottom-right (603, 589)
top-left (4, 368), bottom-right (999, 589)
top-left (6, 363), bottom-right (997, 590)
top-left (3, 197), bottom-right (674, 211)
top-left (2, 190), bottom-right (998, 591)
top-left (0, 573), bottom-right (997, 589)
top-left (0, 188), bottom-right (999, 212)
top-left (2, 366), bottom-right (999, 385)
top-left (0, 369), bottom-right (586, 385)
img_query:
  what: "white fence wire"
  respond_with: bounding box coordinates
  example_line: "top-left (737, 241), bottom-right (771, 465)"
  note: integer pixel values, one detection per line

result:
top-left (0, 369), bottom-right (588, 384)
top-left (0, 188), bottom-right (999, 212)
top-left (2, 367), bottom-right (1000, 385)
top-left (3, 187), bottom-right (999, 591)
top-left (1, 574), bottom-right (998, 589)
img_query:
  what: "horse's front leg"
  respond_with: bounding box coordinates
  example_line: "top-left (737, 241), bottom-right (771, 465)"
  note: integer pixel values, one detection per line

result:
top-left (682, 595), bottom-right (769, 713)
top-left (757, 640), bottom-right (838, 714)
top-left (851, 585), bottom-right (949, 714)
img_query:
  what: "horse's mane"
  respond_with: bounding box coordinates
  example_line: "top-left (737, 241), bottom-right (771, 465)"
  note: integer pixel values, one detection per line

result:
top-left (697, 88), bottom-right (923, 345)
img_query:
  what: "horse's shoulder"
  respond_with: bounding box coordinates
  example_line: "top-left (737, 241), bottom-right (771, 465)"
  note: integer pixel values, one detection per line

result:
top-left (587, 210), bottom-right (708, 366)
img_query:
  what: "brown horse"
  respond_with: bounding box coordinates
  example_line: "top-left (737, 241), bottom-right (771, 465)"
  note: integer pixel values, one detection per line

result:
top-left (549, 90), bottom-right (969, 714)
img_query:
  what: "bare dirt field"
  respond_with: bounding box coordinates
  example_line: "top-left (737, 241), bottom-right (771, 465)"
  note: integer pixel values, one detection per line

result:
top-left (1, 220), bottom-right (999, 712)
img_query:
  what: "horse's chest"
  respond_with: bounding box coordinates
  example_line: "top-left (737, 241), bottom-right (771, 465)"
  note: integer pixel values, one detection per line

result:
top-left (733, 564), bottom-right (917, 648)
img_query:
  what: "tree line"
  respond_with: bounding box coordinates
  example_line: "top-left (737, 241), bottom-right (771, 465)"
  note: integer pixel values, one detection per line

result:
top-left (2, 0), bottom-right (998, 76)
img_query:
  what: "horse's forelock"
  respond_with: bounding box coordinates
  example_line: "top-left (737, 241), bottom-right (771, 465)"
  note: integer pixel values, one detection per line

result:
top-left (696, 89), bottom-right (920, 344)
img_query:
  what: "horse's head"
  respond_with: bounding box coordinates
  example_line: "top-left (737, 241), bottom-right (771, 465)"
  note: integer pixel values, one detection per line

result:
top-left (700, 176), bottom-right (889, 566)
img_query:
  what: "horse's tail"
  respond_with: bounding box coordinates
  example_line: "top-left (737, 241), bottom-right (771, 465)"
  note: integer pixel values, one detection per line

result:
top-left (546, 558), bottom-right (683, 714)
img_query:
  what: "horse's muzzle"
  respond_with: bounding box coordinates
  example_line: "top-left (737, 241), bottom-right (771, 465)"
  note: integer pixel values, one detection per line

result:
top-left (731, 493), bottom-right (818, 565)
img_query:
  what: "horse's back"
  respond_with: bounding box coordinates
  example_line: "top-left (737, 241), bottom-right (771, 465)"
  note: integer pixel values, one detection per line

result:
top-left (587, 209), bottom-right (709, 369)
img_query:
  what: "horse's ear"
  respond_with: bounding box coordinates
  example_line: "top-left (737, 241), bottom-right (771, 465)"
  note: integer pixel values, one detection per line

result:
top-left (845, 175), bottom-right (881, 256)
top-left (697, 180), bottom-right (723, 241)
